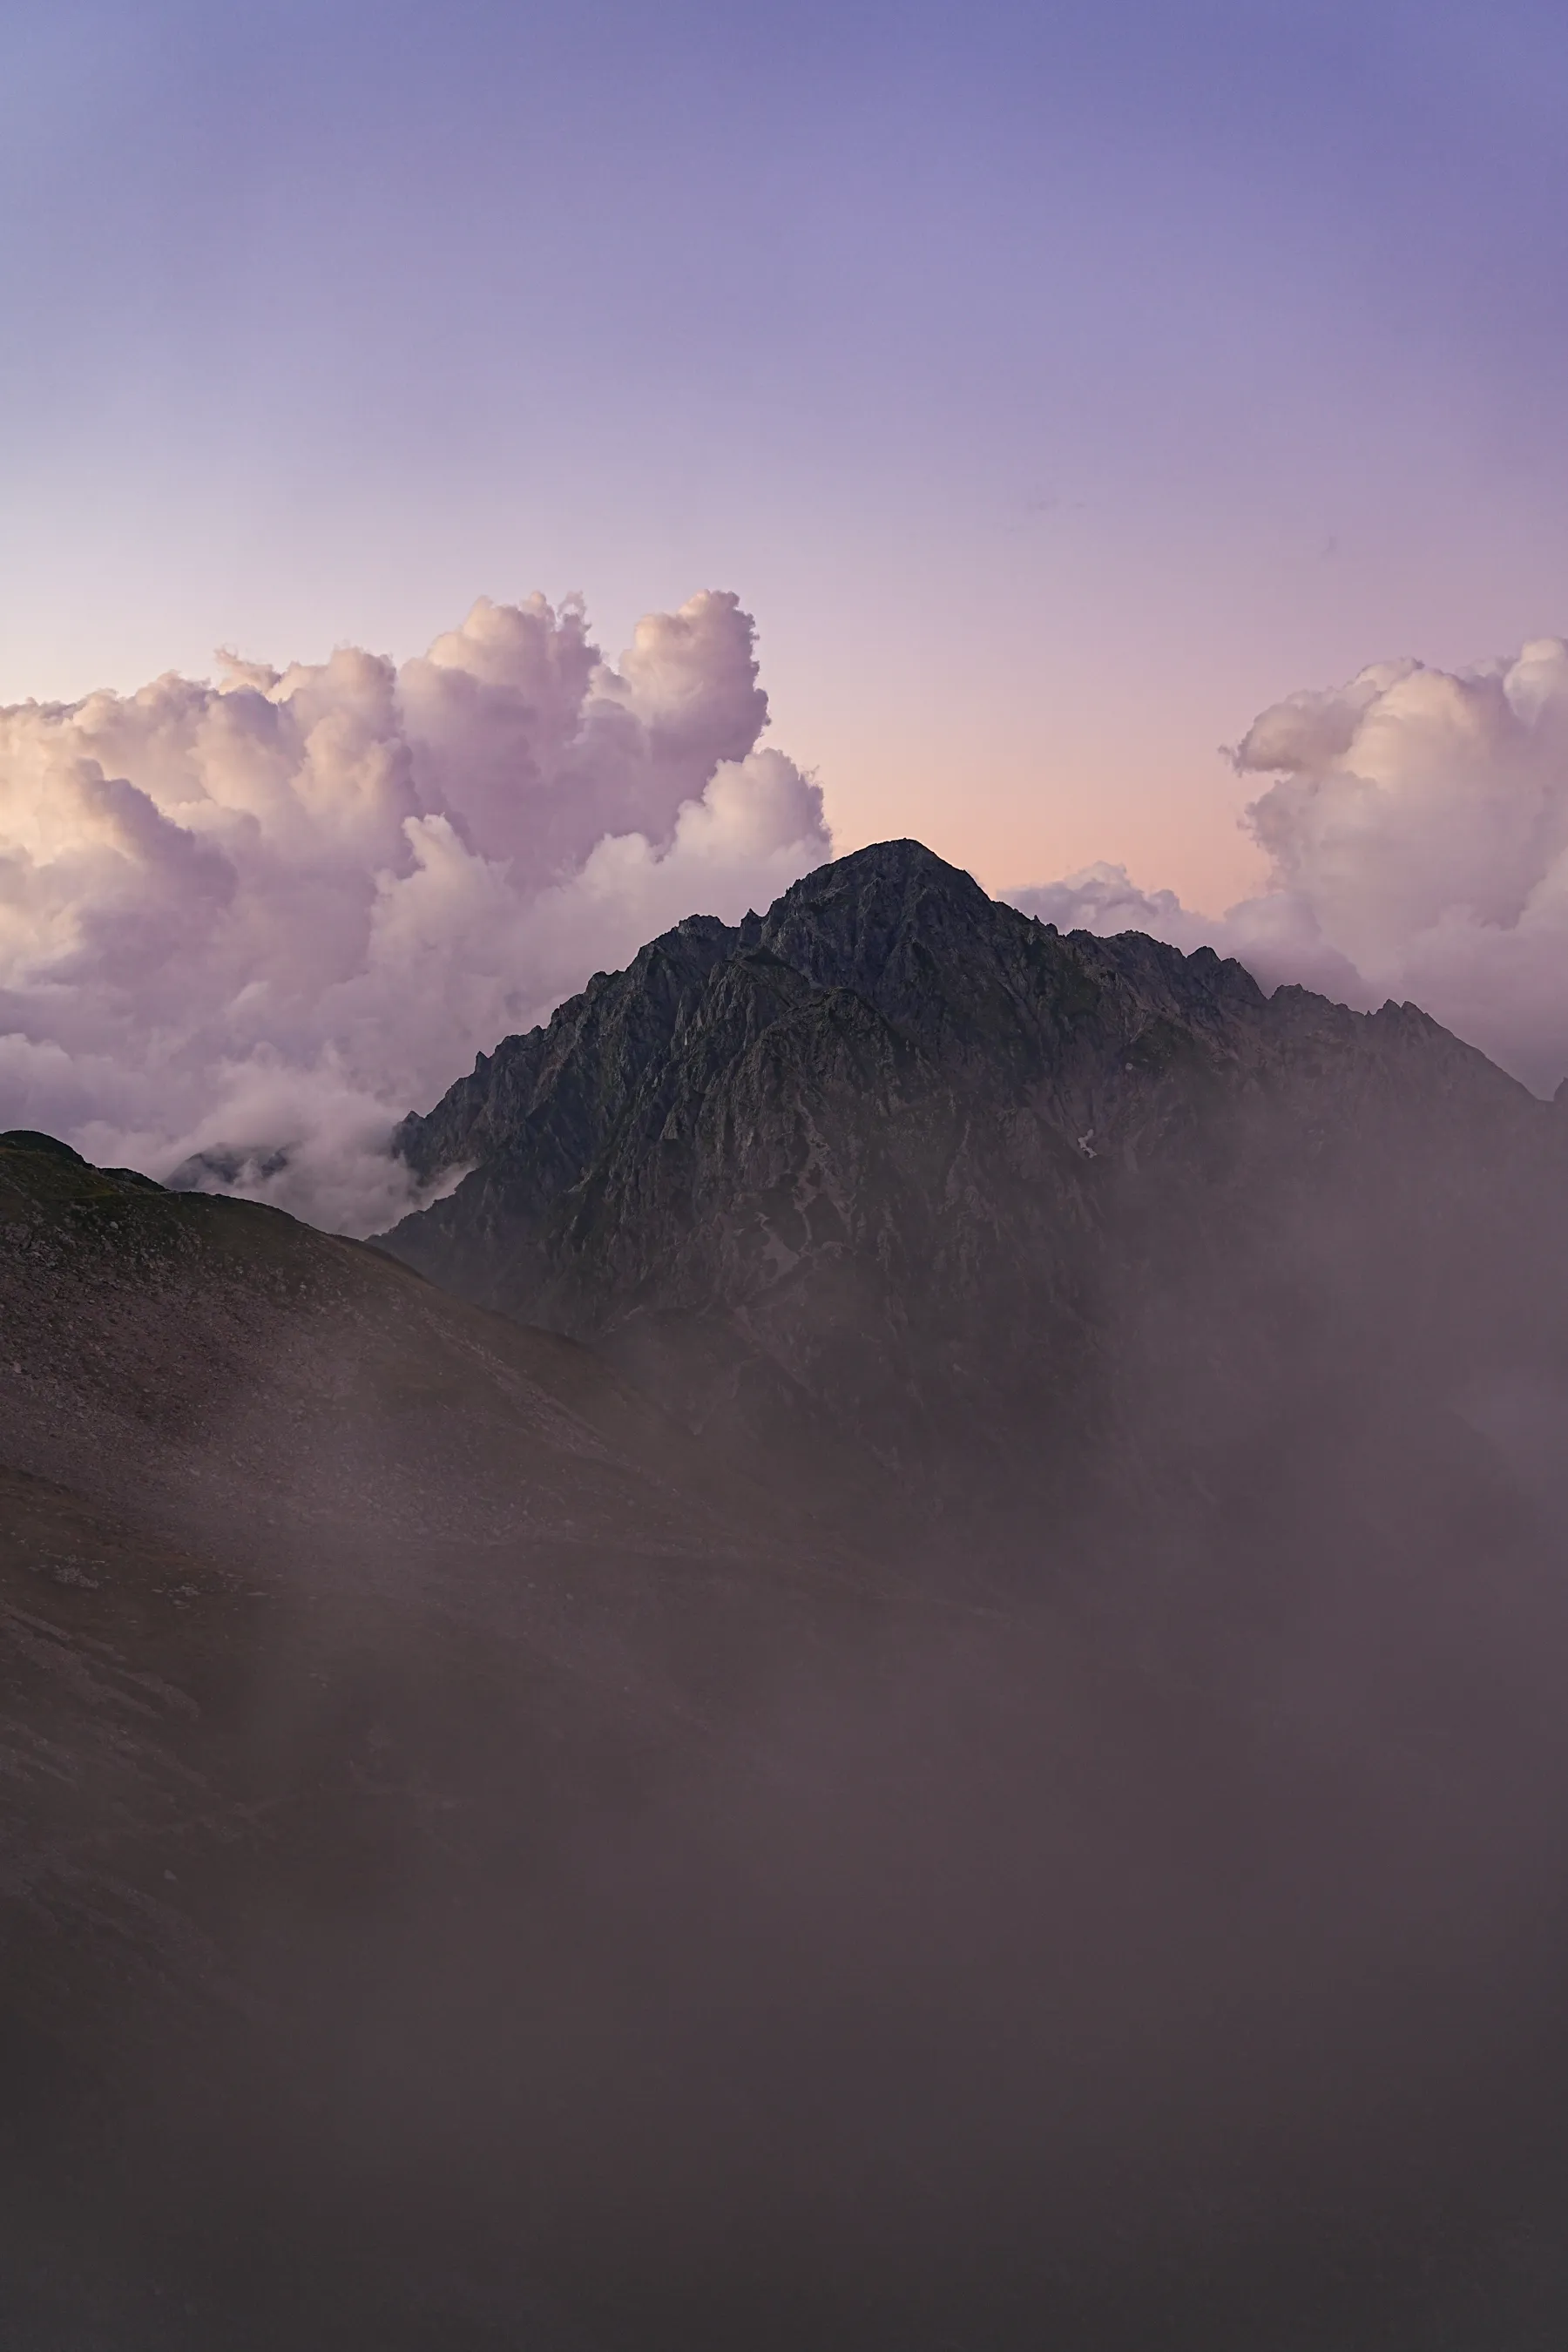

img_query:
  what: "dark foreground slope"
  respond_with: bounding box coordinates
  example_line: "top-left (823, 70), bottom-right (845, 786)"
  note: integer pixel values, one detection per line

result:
top-left (0, 1132), bottom-right (890, 2347)
top-left (0, 1131), bottom-right (789, 1553)
top-left (12, 835), bottom-right (1568, 2352)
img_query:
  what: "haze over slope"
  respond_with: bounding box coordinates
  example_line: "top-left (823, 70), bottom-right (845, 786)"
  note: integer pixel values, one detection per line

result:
top-left (9, 849), bottom-right (1568, 2347)
top-left (0, 1131), bottom-right (888, 2346)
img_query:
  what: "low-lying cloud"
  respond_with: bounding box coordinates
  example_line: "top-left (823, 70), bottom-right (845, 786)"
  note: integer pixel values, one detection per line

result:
top-left (1012, 639), bottom-right (1568, 1098)
top-left (0, 591), bottom-right (829, 1230)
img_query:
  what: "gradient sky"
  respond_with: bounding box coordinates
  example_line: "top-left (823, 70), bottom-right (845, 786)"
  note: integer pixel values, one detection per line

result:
top-left (7, 0), bottom-right (1568, 909)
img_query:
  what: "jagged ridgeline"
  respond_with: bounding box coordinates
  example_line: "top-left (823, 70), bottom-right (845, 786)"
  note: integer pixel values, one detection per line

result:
top-left (382, 839), bottom-right (1568, 1549)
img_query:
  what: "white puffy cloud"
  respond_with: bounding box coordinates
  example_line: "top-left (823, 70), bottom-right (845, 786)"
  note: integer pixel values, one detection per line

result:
top-left (0, 589), bottom-right (829, 1230)
top-left (1010, 639), bottom-right (1568, 1096)
top-left (1006, 862), bottom-right (1209, 950)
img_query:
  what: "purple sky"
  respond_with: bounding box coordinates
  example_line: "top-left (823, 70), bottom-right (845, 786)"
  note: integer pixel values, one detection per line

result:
top-left (9, 0), bottom-right (1568, 907)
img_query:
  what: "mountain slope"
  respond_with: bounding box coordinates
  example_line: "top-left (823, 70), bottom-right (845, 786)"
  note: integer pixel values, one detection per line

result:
top-left (0, 1126), bottom-right (792, 1556)
top-left (0, 1125), bottom-right (901, 2107)
top-left (11, 891), bottom-right (1568, 2347)
top-left (0, 1129), bottom-right (916, 2347)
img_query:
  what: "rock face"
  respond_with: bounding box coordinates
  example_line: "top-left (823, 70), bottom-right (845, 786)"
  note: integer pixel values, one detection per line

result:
top-left (382, 840), bottom-right (1565, 1532)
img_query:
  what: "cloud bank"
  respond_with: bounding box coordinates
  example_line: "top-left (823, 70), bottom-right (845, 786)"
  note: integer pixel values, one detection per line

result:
top-left (10, 601), bottom-right (1567, 1238)
top-left (1011, 639), bottom-right (1568, 1098)
top-left (0, 591), bottom-right (829, 1230)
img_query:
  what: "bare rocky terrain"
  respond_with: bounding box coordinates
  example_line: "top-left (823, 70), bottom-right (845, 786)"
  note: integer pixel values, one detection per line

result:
top-left (384, 840), bottom-right (1568, 1544)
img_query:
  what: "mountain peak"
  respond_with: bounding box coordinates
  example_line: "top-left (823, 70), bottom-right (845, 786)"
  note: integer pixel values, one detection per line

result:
top-left (380, 831), bottom-right (1554, 1511)
top-left (770, 836), bottom-right (989, 915)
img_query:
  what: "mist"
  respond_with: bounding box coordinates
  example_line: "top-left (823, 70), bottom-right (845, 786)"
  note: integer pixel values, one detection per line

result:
top-left (8, 886), bottom-right (1568, 2348)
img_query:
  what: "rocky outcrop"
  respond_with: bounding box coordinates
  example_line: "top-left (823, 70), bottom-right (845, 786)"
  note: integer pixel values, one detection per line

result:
top-left (382, 841), bottom-right (1563, 1522)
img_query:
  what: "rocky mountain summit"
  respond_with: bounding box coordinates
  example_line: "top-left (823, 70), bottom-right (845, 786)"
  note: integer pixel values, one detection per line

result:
top-left (383, 839), bottom-right (1566, 1541)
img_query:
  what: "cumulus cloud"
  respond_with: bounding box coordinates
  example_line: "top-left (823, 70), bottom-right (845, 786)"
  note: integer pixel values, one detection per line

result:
top-left (0, 590), bottom-right (829, 1230)
top-left (1010, 639), bottom-right (1568, 1095)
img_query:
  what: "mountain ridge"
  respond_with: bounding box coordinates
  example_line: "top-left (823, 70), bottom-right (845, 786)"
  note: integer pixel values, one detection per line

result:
top-left (380, 838), bottom-right (1558, 1522)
